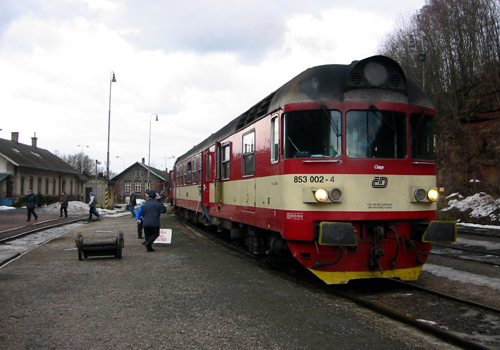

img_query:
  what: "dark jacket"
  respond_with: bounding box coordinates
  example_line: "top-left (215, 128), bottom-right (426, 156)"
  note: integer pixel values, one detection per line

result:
top-left (60, 194), bottom-right (68, 208)
top-left (141, 198), bottom-right (166, 228)
top-left (129, 192), bottom-right (137, 206)
top-left (26, 193), bottom-right (38, 209)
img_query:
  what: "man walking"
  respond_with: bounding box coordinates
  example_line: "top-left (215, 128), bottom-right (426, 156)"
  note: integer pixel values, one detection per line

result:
top-left (88, 192), bottom-right (100, 220)
top-left (128, 190), bottom-right (137, 217)
top-left (137, 189), bottom-right (166, 252)
top-left (26, 190), bottom-right (38, 222)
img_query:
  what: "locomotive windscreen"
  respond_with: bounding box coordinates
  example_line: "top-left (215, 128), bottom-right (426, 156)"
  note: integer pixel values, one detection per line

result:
top-left (284, 110), bottom-right (342, 159)
top-left (346, 110), bottom-right (407, 159)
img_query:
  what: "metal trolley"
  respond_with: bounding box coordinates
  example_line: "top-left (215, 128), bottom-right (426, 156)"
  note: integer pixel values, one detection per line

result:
top-left (75, 231), bottom-right (125, 260)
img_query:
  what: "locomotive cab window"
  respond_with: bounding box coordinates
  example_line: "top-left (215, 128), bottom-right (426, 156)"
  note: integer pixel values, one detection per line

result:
top-left (411, 113), bottom-right (435, 160)
top-left (221, 143), bottom-right (231, 180)
top-left (346, 110), bottom-right (407, 159)
top-left (284, 110), bottom-right (341, 159)
top-left (271, 115), bottom-right (279, 163)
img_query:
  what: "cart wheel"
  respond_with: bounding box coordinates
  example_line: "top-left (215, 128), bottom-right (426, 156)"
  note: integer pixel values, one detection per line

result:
top-left (116, 246), bottom-right (122, 259)
top-left (118, 231), bottom-right (125, 248)
top-left (77, 247), bottom-right (84, 261)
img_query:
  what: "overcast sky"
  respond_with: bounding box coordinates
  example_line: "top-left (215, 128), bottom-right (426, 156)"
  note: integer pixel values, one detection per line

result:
top-left (0, 0), bottom-right (425, 174)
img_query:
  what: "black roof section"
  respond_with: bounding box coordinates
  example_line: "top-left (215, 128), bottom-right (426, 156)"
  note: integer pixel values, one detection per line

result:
top-left (0, 137), bottom-right (80, 174)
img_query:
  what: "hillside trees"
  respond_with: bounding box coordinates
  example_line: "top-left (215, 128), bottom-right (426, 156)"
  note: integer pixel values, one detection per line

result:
top-left (379, 0), bottom-right (500, 195)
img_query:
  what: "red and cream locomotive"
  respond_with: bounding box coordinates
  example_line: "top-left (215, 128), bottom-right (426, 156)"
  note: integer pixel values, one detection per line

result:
top-left (172, 55), bottom-right (456, 284)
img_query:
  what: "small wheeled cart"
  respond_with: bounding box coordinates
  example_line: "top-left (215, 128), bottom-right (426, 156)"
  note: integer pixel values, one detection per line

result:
top-left (75, 231), bottom-right (124, 260)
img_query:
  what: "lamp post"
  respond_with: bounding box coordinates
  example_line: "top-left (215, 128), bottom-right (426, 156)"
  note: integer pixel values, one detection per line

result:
top-left (116, 155), bottom-right (125, 169)
top-left (77, 144), bottom-right (89, 173)
top-left (164, 156), bottom-right (175, 172)
top-left (148, 114), bottom-right (159, 188)
top-left (95, 159), bottom-right (101, 203)
top-left (409, 34), bottom-right (426, 89)
top-left (116, 156), bottom-right (125, 201)
top-left (106, 71), bottom-right (116, 180)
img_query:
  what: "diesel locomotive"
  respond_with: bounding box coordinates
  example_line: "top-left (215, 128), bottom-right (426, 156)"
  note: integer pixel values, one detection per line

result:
top-left (172, 55), bottom-right (456, 284)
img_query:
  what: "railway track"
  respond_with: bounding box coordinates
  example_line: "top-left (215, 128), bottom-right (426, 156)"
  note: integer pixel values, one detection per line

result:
top-left (183, 218), bottom-right (500, 350)
top-left (0, 216), bottom-right (88, 244)
top-left (432, 227), bottom-right (500, 266)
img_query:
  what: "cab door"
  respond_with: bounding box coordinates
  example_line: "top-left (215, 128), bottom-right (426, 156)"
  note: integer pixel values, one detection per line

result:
top-left (202, 150), bottom-right (211, 207)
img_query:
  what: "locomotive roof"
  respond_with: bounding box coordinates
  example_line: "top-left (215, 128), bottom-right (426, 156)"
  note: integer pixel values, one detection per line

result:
top-left (177, 55), bottom-right (432, 163)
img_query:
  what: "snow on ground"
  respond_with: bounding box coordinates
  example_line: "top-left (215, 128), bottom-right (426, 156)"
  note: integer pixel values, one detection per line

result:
top-left (0, 201), bottom-right (130, 217)
top-left (442, 192), bottom-right (500, 222)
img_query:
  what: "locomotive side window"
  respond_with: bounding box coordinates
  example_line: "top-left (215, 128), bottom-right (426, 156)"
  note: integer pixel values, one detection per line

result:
top-left (284, 110), bottom-right (341, 159)
top-left (271, 115), bottom-right (279, 163)
top-left (221, 143), bottom-right (231, 180)
top-left (205, 154), bottom-right (211, 182)
top-left (192, 159), bottom-right (197, 184)
top-left (198, 155), bottom-right (202, 183)
top-left (411, 113), bottom-right (435, 160)
top-left (242, 131), bottom-right (255, 176)
top-left (346, 110), bottom-right (406, 159)
top-left (187, 162), bottom-right (192, 184)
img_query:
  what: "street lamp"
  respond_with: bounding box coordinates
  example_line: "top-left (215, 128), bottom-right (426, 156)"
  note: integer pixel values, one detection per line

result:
top-left (148, 114), bottom-right (159, 188)
top-left (106, 71), bottom-right (116, 180)
top-left (164, 156), bottom-right (175, 172)
top-left (409, 34), bottom-right (426, 89)
top-left (95, 159), bottom-right (101, 203)
top-left (77, 144), bottom-right (89, 173)
top-left (116, 155), bottom-right (125, 170)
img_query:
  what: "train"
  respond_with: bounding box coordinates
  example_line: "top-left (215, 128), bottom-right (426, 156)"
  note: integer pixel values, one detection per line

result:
top-left (171, 55), bottom-right (457, 284)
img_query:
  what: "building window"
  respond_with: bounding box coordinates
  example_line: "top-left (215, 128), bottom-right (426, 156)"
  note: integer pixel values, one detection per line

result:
top-left (45, 178), bottom-right (49, 195)
top-left (242, 131), bottom-right (255, 176)
top-left (29, 177), bottom-right (34, 192)
top-left (53, 179), bottom-right (56, 195)
top-left (20, 176), bottom-right (25, 195)
top-left (135, 182), bottom-right (142, 193)
top-left (62, 180), bottom-right (66, 193)
top-left (221, 143), bottom-right (231, 180)
top-left (125, 182), bottom-right (132, 192)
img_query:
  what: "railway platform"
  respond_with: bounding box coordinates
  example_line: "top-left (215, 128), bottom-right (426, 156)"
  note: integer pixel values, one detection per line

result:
top-left (0, 212), bottom-right (442, 350)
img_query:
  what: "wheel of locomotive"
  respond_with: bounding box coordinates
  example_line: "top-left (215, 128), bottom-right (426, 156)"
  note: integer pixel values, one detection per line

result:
top-left (285, 254), bottom-right (301, 274)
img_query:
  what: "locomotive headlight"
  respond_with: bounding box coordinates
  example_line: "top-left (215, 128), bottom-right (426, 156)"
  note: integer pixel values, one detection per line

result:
top-left (427, 188), bottom-right (439, 202)
top-left (414, 188), bottom-right (428, 202)
top-left (363, 62), bottom-right (388, 87)
top-left (314, 188), bottom-right (329, 202)
top-left (329, 188), bottom-right (343, 202)
top-left (414, 188), bottom-right (439, 202)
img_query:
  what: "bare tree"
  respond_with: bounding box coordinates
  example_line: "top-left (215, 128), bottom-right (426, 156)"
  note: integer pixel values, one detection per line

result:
top-left (378, 0), bottom-right (500, 195)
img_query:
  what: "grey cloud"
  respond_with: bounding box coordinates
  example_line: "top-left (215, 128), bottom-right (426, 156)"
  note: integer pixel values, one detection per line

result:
top-left (114, 0), bottom-right (333, 62)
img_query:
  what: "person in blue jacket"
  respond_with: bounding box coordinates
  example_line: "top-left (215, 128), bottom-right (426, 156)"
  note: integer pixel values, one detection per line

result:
top-left (137, 189), bottom-right (166, 252)
top-left (135, 200), bottom-right (145, 240)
